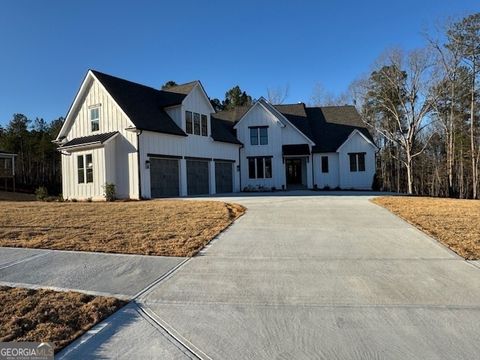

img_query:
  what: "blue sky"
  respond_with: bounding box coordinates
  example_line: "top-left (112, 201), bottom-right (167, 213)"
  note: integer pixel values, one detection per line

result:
top-left (0, 0), bottom-right (478, 126)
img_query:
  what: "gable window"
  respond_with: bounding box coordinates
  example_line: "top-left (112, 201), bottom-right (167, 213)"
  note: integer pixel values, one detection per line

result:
top-left (77, 154), bottom-right (93, 184)
top-left (349, 153), bottom-right (366, 172)
top-left (321, 156), bottom-right (329, 173)
top-left (201, 115), bottom-right (208, 136)
top-left (248, 157), bottom-right (272, 179)
top-left (250, 126), bottom-right (268, 145)
top-left (186, 111), bottom-right (193, 134)
top-left (193, 113), bottom-right (201, 135)
top-left (90, 107), bottom-right (100, 132)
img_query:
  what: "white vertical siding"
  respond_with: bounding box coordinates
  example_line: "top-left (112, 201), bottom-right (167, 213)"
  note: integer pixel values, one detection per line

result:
top-left (165, 105), bottom-right (182, 129)
top-left (236, 103), bottom-right (313, 190)
top-left (61, 77), bottom-right (139, 200)
top-left (313, 153), bottom-right (340, 189)
top-left (337, 132), bottom-right (376, 189)
top-left (61, 147), bottom-right (106, 201)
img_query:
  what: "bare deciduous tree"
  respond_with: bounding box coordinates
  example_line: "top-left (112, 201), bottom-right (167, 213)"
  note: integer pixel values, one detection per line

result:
top-left (266, 84), bottom-right (289, 104)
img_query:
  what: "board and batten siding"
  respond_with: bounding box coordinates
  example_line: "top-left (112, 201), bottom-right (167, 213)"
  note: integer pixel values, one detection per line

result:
top-left (236, 103), bottom-right (313, 190)
top-left (61, 77), bottom-right (139, 199)
top-left (313, 153), bottom-right (340, 189)
top-left (61, 147), bottom-right (106, 200)
top-left (337, 132), bottom-right (376, 189)
top-left (139, 131), bottom-right (240, 198)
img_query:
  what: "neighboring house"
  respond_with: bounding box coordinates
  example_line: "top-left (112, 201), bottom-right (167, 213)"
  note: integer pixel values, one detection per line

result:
top-left (0, 150), bottom-right (16, 191)
top-left (56, 70), bottom-right (377, 200)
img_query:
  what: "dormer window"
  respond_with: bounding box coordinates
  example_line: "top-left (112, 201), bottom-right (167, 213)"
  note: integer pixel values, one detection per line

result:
top-left (90, 107), bottom-right (100, 132)
top-left (185, 111), bottom-right (208, 136)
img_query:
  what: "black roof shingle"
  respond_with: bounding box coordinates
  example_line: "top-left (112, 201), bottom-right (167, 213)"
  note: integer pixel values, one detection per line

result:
top-left (59, 131), bottom-right (118, 149)
top-left (91, 70), bottom-right (187, 137)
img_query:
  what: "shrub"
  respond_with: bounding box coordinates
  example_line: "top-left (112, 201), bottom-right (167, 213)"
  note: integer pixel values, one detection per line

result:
top-left (35, 186), bottom-right (48, 201)
top-left (372, 173), bottom-right (382, 191)
top-left (103, 183), bottom-right (116, 202)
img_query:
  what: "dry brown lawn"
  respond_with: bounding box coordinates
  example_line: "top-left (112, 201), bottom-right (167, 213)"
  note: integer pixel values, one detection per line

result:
top-left (372, 196), bottom-right (480, 260)
top-left (0, 286), bottom-right (125, 352)
top-left (0, 200), bottom-right (245, 257)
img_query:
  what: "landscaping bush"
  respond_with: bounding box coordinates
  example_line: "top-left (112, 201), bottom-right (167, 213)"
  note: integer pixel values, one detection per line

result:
top-left (35, 186), bottom-right (48, 201)
top-left (103, 183), bottom-right (116, 202)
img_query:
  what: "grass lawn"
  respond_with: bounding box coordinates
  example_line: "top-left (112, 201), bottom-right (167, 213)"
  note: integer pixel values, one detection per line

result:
top-left (0, 286), bottom-right (125, 352)
top-left (372, 196), bottom-right (480, 260)
top-left (0, 200), bottom-right (245, 257)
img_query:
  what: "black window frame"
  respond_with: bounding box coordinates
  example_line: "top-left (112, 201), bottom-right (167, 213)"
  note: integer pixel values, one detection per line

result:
top-left (193, 113), bottom-right (201, 135)
top-left (201, 114), bottom-right (208, 136)
top-left (77, 155), bottom-right (85, 184)
top-left (349, 153), bottom-right (366, 172)
top-left (321, 156), bottom-right (329, 173)
top-left (185, 111), bottom-right (193, 134)
top-left (247, 156), bottom-right (272, 179)
top-left (249, 126), bottom-right (268, 145)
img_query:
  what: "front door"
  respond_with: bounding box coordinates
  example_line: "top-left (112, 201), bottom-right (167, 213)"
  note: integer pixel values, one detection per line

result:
top-left (286, 159), bottom-right (302, 185)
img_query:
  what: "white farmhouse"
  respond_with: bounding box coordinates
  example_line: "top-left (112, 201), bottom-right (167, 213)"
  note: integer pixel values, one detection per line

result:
top-left (56, 70), bottom-right (377, 200)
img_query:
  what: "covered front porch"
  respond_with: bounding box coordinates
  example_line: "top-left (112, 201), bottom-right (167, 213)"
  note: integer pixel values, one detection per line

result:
top-left (282, 144), bottom-right (312, 190)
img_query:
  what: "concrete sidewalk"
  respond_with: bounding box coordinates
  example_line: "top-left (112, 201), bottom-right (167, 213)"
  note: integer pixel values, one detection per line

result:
top-left (0, 247), bottom-right (185, 299)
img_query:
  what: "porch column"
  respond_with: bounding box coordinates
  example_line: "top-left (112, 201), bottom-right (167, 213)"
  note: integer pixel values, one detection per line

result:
top-left (306, 155), bottom-right (313, 188)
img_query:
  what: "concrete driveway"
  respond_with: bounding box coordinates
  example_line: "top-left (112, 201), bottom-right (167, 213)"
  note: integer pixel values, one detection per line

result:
top-left (59, 193), bottom-right (480, 359)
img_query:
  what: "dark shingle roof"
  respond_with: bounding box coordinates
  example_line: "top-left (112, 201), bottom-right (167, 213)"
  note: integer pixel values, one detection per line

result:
top-left (59, 132), bottom-right (118, 149)
top-left (305, 106), bottom-right (373, 153)
top-left (212, 102), bottom-right (372, 152)
top-left (91, 70), bottom-right (186, 136)
top-left (212, 106), bottom-right (251, 123)
top-left (163, 81), bottom-right (198, 95)
top-left (210, 118), bottom-right (242, 145)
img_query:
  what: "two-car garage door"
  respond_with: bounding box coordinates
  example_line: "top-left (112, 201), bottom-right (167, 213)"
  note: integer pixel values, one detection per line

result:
top-left (150, 157), bottom-right (234, 197)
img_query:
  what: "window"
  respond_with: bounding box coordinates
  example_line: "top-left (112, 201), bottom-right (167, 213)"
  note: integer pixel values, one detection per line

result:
top-left (248, 157), bottom-right (272, 179)
top-left (349, 153), bottom-right (366, 172)
top-left (186, 111), bottom-right (193, 134)
top-left (86, 154), bottom-right (93, 182)
top-left (201, 114), bottom-right (208, 136)
top-left (250, 126), bottom-right (268, 145)
top-left (259, 127), bottom-right (268, 145)
top-left (90, 107), bottom-right (100, 132)
top-left (321, 156), bottom-right (329, 173)
top-left (77, 155), bottom-right (84, 184)
top-left (77, 154), bottom-right (93, 184)
top-left (193, 113), bottom-right (201, 135)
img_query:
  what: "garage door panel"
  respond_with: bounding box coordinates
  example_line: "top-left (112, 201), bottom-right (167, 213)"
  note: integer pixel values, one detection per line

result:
top-left (150, 158), bottom-right (179, 198)
top-left (187, 160), bottom-right (209, 195)
top-left (215, 162), bottom-right (233, 193)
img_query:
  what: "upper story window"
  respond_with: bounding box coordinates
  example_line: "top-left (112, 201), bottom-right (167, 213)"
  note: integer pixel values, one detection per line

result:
top-left (186, 111), bottom-right (193, 134)
top-left (201, 115), bottom-right (208, 136)
top-left (250, 126), bottom-right (268, 145)
top-left (185, 111), bottom-right (208, 136)
top-left (321, 156), bottom-right (329, 173)
top-left (349, 153), bottom-right (365, 172)
top-left (90, 107), bottom-right (100, 132)
top-left (77, 154), bottom-right (93, 184)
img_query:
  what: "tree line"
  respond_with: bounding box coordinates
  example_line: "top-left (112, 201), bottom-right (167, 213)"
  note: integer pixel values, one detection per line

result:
top-left (0, 115), bottom-right (63, 193)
